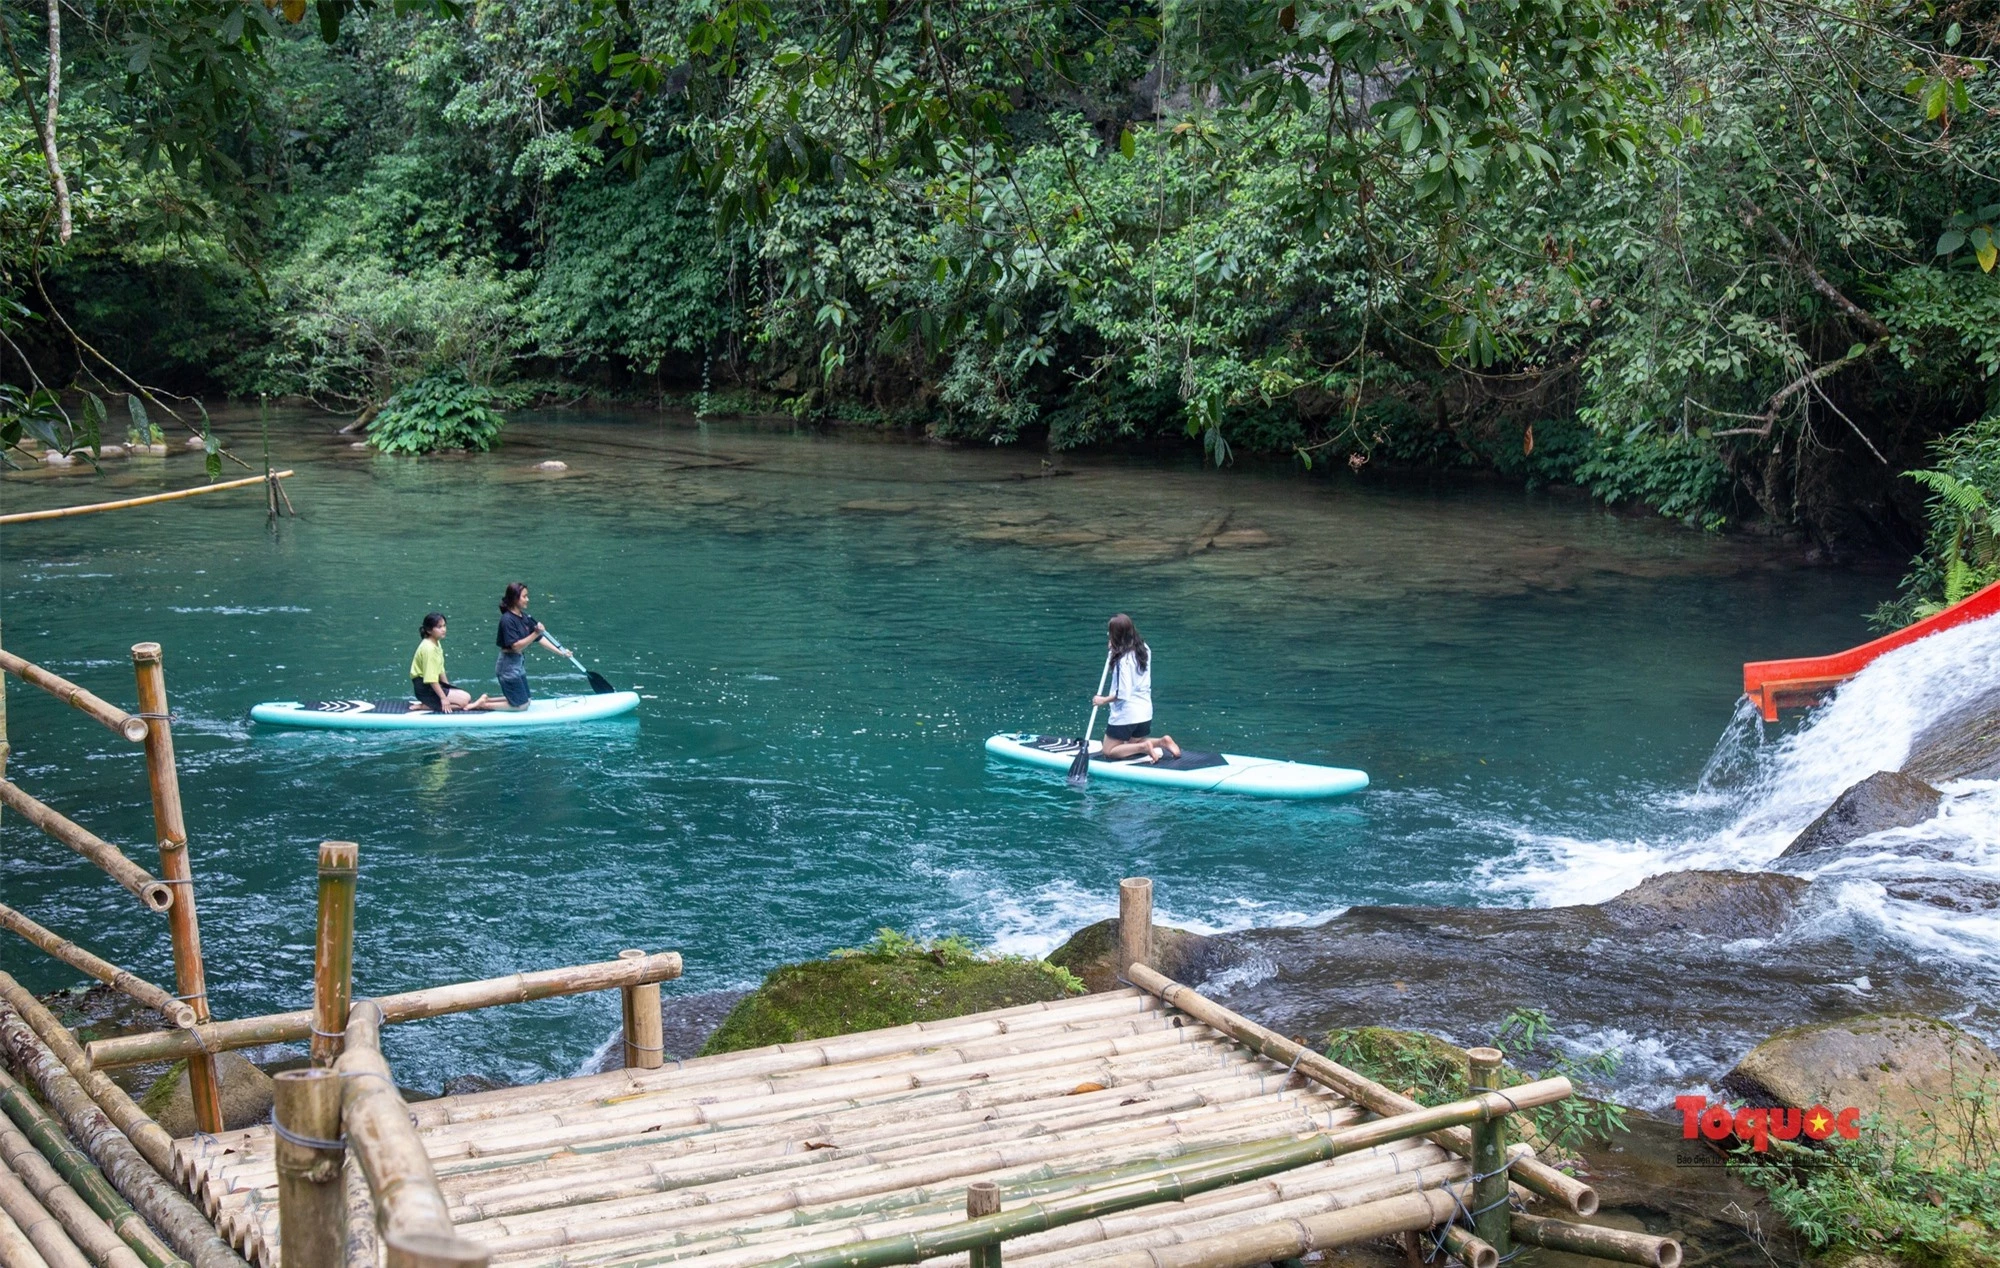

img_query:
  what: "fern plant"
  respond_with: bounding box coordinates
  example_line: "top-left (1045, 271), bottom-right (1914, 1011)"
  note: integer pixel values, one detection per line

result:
top-left (1877, 412), bottom-right (2000, 626)
top-left (368, 374), bottom-right (507, 455)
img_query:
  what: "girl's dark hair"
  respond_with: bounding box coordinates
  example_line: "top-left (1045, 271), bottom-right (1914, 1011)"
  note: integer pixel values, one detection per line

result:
top-left (420, 612), bottom-right (447, 637)
top-left (1108, 613), bottom-right (1148, 672)
top-left (500, 581), bottom-right (528, 613)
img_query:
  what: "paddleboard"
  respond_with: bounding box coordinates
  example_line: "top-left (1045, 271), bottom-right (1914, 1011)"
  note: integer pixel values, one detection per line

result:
top-left (251, 692), bottom-right (640, 731)
top-left (984, 732), bottom-right (1368, 800)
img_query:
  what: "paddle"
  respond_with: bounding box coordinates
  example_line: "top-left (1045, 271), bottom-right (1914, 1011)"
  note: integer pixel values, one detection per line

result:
top-left (1069, 648), bottom-right (1115, 787)
top-left (540, 629), bottom-right (617, 694)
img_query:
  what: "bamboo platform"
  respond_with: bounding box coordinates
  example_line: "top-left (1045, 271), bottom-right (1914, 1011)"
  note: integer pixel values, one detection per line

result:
top-left (180, 989), bottom-right (1483, 1268)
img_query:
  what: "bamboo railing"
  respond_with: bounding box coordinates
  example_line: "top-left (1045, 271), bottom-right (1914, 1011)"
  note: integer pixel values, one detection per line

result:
top-left (87, 954), bottom-right (685, 1069)
top-left (0, 907), bottom-right (194, 1028)
top-left (0, 472), bottom-right (294, 526)
top-left (0, 780), bottom-right (173, 910)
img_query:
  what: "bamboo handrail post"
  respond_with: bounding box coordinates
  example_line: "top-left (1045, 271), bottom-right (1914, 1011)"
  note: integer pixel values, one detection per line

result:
top-left (0, 652), bottom-right (149, 744)
top-left (1510, 1214), bottom-right (1683, 1268)
top-left (1466, 1048), bottom-right (1509, 1254)
top-left (1115, 879), bottom-right (1152, 982)
top-left (274, 1071), bottom-right (345, 1268)
top-left (0, 908), bottom-right (193, 1029)
top-left (128, 643), bottom-right (221, 1136)
top-left (0, 782), bottom-right (172, 910)
top-left (313, 843), bottom-right (359, 1067)
top-left (86, 952), bottom-right (685, 1068)
top-left (617, 951), bottom-right (663, 1071)
top-left (0, 472), bottom-right (295, 526)
top-left (965, 1181), bottom-right (1000, 1268)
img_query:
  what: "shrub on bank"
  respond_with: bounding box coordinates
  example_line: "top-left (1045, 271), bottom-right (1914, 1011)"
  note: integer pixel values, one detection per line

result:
top-left (368, 374), bottom-right (507, 455)
top-left (699, 930), bottom-right (1085, 1056)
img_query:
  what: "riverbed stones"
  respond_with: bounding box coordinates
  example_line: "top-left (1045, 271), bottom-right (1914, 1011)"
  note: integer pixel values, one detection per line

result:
top-left (1778, 771), bottom-right (1942, 863)
top-left (140, 1050), bottom-right (274, 1137)
top-left (534, 460), bottom-right (569, 472)
top-left (185, 434), bottom-right (207, 448)
top-left (95, 443), bottom-right (126, 458)
top-left (1045, 918), bottom-right (1222, 993)
top-left (1721, 1014), bottom-right (2000, 1150)
top-left (41, 450), bottom-right (73, 466)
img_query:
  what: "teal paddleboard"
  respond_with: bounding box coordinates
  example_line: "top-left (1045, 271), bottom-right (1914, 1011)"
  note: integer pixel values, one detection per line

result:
top-left (985, 732), bottom-right (1367, 800)
top-left (251, 692), bottom-right (639, 731)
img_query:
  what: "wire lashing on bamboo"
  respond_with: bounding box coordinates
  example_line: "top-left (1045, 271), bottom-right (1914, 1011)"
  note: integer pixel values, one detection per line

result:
top-left (313, 843), bottom-right (359, 1067)
top-left (1466, 1047), bottom-right (1510, 1254)
top-left (617, 950), bottom-right (664, 1071)
top-left (274, 1070), bottom-right (346, 1268)
top-left (129, 643), bottom-right (222, 1137)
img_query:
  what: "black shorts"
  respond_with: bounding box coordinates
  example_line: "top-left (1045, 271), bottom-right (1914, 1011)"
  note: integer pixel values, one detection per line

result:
top-left (1105, 720), bottom-right (1152, 741)
top-left (412, 678), bottom-right (455, 711)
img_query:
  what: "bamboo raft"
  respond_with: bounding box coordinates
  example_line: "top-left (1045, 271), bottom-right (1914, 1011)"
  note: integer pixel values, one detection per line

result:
top-left (186, 987), bottom-right (1504, 1268)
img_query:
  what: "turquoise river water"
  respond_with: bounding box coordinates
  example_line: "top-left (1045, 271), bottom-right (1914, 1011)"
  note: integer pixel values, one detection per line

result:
top-left (0, 409), bottom-right (1894, 1092)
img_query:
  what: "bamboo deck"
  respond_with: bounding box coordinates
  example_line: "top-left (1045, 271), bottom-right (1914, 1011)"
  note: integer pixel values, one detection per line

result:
top-left (180, 989), bottom-right (1477, 1268)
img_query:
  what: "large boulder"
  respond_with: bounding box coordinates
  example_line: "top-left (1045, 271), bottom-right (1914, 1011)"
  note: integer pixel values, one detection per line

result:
top-left (1045, 919), bottom-right (1223, 993)
top-left (700, 945), bottom-right (1081, 1056)
top-left (140, 1051), bottom-right (274, 1137)
top-left (1598, 870), bottom-right (1809, 938)
top-left (1905, 689), bottom-right (2000, 783)
top-left (1721, 1014), bottom-right (2000, 1150)
top-left (1778, 771), bottom-right (1941, 863)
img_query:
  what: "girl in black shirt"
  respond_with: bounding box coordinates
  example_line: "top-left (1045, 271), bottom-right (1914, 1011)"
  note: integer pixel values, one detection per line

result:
top-left (492, 581), bottom-right (569, 708)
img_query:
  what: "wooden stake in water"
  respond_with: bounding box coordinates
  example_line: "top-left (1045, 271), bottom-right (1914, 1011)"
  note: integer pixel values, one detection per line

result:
top-left (129, 643), bottom-right (221, 1137)
top-left (274, 1070), bottom-right (345, 1268)
top-left (1467, 1047), bottom-right (1509, 1254)
top-left (313, 843), bottom-right (359, 1067)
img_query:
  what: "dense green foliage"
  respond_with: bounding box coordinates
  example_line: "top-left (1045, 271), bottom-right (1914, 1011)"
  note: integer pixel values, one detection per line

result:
top-left (2, 0), bottom-right (1997, 592)
top-left (699, 929), bottom-right (1084, 1056)
top-left (367, 372), bottom-right (507, 453)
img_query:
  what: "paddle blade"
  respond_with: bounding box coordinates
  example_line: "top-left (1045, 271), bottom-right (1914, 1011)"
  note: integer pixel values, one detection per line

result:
top-left (1066, 741), bottom-right (1091, 787)
top-left (584, 669), bottom-right (616, 694)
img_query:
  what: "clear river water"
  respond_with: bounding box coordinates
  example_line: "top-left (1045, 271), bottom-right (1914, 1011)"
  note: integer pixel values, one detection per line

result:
top-left (2, 408), bottom-right (1961, 1099)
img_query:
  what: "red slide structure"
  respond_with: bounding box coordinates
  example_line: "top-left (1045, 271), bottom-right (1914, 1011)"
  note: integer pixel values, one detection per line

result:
top-left (1743, 576), bottom-right (2000, 720)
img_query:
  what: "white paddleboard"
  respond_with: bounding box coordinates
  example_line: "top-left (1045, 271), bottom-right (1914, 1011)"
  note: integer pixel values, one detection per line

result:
top-left (984, 732), bottom-right (1367, 800)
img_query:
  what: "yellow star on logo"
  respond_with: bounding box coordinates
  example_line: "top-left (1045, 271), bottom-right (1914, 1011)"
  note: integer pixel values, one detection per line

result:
top-left (1808, 1112), bottom-right (1830, 1135)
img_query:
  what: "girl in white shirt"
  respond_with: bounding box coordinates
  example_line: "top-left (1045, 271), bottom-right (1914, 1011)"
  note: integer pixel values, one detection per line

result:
top-left (1093, 613), bottom-right (1181, 762)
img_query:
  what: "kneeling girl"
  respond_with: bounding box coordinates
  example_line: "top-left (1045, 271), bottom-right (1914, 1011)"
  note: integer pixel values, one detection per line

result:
top-left (1093, 613), bottom-right (1180, 762)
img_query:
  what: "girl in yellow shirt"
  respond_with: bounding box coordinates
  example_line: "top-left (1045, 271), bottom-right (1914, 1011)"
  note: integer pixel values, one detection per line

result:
top-left (410, 613), bottom-right (494, 713)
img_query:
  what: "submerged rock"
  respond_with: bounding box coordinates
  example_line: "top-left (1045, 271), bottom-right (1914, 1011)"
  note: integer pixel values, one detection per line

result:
top-left (1722, 1014), bottom-right (2000, 1148)
top-left (534, 460), bottom-right (569, 472)
top-left (1045, 919), bottom-right (1222, 994)
top-left (1599, 869), bottom-right (1808, 938)
top-left (700, 947), bottom-right (1081, 1056)
top-left (140, 1051), bottom-right (273, 1137)
top-left (1779, 771), bottom-right (1942, 863)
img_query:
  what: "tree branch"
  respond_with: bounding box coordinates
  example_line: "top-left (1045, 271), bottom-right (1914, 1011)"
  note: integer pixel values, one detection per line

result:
top-left (41, 0), bottom-right (65, 242)
top-left (1739, 199), bottom-right (1887, 338)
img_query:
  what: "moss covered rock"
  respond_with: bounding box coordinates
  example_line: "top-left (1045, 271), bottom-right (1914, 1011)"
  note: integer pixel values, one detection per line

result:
top-left (1323, 1026), bottom-right (1475, 1103)
top-left (700, 938), bottom-right (1084, 1056)
top-left (139, 1052), bottom-right (273, 1137)
top-left (1044, 919), bottom-right (1220, 993)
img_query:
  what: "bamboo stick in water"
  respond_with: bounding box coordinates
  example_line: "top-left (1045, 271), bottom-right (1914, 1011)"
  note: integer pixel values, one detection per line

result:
top-left (0, 652), bottom-right (148, 743)
top-left (0, 907), bottom-right (194, 1028)
top-left (88, 954), bottom-right (685, 1069)
top-left (0, 473), bottom-right (295, 526)
top-left (0, 782), bottom-right (172, 910)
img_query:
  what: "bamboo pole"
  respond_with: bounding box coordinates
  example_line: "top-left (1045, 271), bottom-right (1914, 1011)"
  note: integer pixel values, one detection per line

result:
top-left (1124, 964), bottom-right (1599, 1216)
top-left (1115, 880), bottom-right (1151, 984)
top-left (0, 1162), bottom-right (92, 1268)
top-left (1466, 1047), bottom-right (1508, 1253)
top-left (0, 782), bottom-right (172, 910)
top-left (0, 653), bottom-right (148, 743)
top-left (1063, 1188), bottom-right (1462, 1268)
top-left (1442, 1223), bottom-right (1498, 1268)
top-left (1511, 1214), bottom-right (1682, 1268)
top-left (313, 843), bottom-right (359, 1067)
top-left (129, 644), bottom-right (220, 1138)
top-left (963, 1183), bottom-right (998, 1268)
top-left (335, 1002), bottom-right (483, 1268)
top-left (274, 1071), bottom-right (345, 1268)
top-left (0, 1069), bottom-right (193, 1268)
top-left (0, 907), bottom-right (194, 1028)
top-left (0, 981), bottom-right (180, 1185)
top-left (0, 1202), bottom-right (53, 1268)
top-left (617, 951), bottom-right (663, 1072)
top-left (89, 953), bottom-right (683, 1069)
top-left (0, 473), bottom-right (295, 526)
top-left (740, 1081), bottom-right (1570, 1268)
top-left (343, 1161), bottom-right (377, 1268)
top-left (0, 1123), bottom-right (148, 1268)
